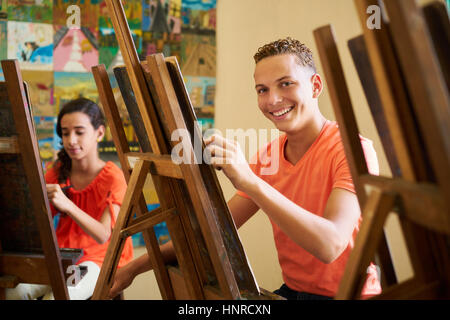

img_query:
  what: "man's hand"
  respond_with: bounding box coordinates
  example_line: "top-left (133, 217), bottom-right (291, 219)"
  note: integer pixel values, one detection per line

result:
top-left (204, 134), bottom-right (257, 192)
top-left (108, 263), bottom-right (135, 299)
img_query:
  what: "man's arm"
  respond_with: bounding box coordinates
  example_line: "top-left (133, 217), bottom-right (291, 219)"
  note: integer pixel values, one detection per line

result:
top-left (109, 240), bottom-right (175, 298)
top-left (227, 193), bottom-right (260, 229)
top-left (205, 133), bottom-right (361, 264)
top-left (245, 180), bottom-right (361, 264)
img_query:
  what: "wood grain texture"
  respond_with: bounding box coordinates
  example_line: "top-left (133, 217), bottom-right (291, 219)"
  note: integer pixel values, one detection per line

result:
top-left (0, 60), bottom-right (69, 299)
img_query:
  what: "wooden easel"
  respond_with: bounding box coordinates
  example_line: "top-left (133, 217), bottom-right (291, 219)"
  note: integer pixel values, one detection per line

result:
top-left (90, 0), bottom-right (277, 300)
top-left (313, 0), bottom-right (450, 299)
top-left (0, 60), bottom-right (83, 300)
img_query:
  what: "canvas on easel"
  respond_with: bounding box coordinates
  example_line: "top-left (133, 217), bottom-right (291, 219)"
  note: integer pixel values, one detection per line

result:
top-left (0, 59), bottom-right (83, 300)
top-left (90, 0), bottom-right (280, 300)
top-left (313, 0), bottom-right (450, 299)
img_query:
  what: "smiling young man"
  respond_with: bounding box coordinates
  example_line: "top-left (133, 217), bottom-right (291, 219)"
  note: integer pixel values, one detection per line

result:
top-left (205, 37), bottom-right (381, 300)
top-left (108, 37), bottom-right (381, 300)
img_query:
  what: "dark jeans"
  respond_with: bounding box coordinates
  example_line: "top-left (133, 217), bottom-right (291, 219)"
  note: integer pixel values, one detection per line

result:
top-left (274, 284), bottom-right (333, 300)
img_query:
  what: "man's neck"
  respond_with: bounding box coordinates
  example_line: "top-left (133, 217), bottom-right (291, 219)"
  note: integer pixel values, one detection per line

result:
top-left (284, 115), bottom-right (327, 165)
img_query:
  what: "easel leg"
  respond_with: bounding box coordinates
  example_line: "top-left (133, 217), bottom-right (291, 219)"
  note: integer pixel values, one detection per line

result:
top-left (92, 160), bottom-right (151, 299)
top-left (336, 189), bottom-right (397, 299)
top-left (137, 194), bottom-right (175, 300)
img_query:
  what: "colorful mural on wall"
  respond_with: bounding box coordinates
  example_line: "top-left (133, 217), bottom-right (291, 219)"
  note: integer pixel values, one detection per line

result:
top-left (1, 0), bottom-right (216, 163)
top-left (0, 3), bottom-right (216, 242)
top-left (1, 0), bottom-right (219, 247)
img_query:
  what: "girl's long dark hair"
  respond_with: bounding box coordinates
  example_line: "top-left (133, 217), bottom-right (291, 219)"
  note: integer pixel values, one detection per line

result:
top-left (56, 98), bottom-right (105, 183)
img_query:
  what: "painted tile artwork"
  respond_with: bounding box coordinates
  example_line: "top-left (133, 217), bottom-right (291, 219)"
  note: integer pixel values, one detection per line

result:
top-left (0, 0), bottom-right (5, 12)
top-left (99, 0), bottom-right (142, 29)
top-left (7, 21), bottom-right (53, 70)
top-left (184, 75), bottom-right (215, 118)
top-left (181, 33), bottom-right (215, 77)
top-left (53, 0), bottom-right (100, 28)
top-left (0, 20), bottom-right (6, 61)
top-left (21, 70), bottom-right (54, 116)
top-left (140, 0), bottom-right (182, 61)
top-left (54, 71), bottom-right (98, 112)
top-left (53, 26), bottom-right (99, 72)
top-left (33, 115), bottom-right (57, 163)
top-left (7, 0), bottom-right (53, 24)
top-left (98, 27), bottom-right (142, 72)
top-left (181, 0), bottom-right (216, 126)
top-left (98, 27), bottom-right (120, 72)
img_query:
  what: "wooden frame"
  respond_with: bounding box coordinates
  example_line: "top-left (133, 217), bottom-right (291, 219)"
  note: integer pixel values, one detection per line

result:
top-left (90, 0), bottom-right (276, 300)
top-left (313, 0), bottom-right (450, 299)
top-left (0, 60), bottom-right (73, 300)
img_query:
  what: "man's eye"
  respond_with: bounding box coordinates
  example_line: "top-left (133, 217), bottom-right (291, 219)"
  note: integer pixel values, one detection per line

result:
top-left (257, 88), bottom-right (267, 94)
top-left (281, 81), bottom-right (293, 87)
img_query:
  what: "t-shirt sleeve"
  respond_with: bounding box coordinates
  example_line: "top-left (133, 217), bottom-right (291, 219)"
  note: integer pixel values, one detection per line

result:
top-left (332, 147), bottom-right (355, 193)
top-left (236, 189), bottom-right (251, 199)
top-left (101, 165), bottom-right (127, 226)
top-left (332, 139), bottom-right (379, 193)
top-left (106, 172), bottom-right (127, 207)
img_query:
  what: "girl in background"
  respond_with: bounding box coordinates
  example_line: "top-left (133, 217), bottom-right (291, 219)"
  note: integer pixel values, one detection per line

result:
top-left (7, 97), bottom-right (133, 300)
top-left (45, 97), bottom-right (133, 299)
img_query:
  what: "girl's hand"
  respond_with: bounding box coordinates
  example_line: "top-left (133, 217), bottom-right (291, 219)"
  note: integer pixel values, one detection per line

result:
top-left (204, 134), bottom-right (257, 192)
top-left (46, 184), bottom-right (75, 214)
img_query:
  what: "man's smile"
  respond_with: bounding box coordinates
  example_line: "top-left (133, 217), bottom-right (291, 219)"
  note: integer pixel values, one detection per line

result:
top-left (270, 106), bottom-right (294, 118)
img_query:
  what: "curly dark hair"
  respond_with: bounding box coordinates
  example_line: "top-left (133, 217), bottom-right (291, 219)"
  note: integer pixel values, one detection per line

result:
top-left (253, 37), bottom-right (316, 72)
top-left (56, 98), bottom-right (105, 183)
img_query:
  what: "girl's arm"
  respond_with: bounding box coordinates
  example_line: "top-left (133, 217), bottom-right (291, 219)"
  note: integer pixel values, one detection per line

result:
top-left (47, 183), bottom-right (113, 244)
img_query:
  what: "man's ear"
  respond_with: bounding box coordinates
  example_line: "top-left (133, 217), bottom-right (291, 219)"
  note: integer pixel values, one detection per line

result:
top-left (311, 73), bottom-right (323, 98)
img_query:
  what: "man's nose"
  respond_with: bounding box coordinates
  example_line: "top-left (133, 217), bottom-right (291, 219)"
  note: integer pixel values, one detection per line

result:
top-left (268, 89), bottom-right (283, 105)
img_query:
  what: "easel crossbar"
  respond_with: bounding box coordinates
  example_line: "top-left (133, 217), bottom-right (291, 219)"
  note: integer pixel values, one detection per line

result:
top-left (120, 207), bottom-right (177, 238)
top-left (126, 152), bottom-right (184, 179)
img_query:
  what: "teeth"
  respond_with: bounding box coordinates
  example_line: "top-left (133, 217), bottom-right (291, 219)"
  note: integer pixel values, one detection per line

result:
top-left (272, 107), bottom-right (293, 117)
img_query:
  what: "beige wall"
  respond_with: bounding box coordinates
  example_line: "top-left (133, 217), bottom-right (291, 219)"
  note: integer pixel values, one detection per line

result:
top-left (125, 0), bottom-right (444, 299)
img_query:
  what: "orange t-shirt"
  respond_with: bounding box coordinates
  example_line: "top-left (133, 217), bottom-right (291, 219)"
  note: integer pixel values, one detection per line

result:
top-left (237, 120), bottom-right (381, 298)
top-left (45, 161), bottom-right (133, 268)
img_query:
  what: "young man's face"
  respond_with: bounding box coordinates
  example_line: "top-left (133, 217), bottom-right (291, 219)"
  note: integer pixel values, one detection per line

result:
top-left (253, 54), bottom-right (321, 133)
